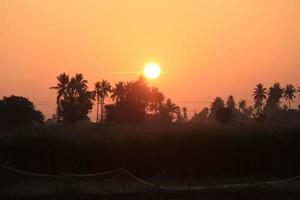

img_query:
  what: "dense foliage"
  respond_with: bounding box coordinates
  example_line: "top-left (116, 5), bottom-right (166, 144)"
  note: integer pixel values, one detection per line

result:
top-left (0, 96), bottom-right (44, 130)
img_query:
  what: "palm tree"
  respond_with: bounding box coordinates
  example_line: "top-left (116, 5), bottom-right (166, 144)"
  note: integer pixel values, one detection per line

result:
top-left (111, 82), bottom-right (126, 104)
top-left (50, 73), bottom-right (70, 124)
top-left (94, 80), bottom-right (111, 123)
top-left (252, 83), bottom-right (267, 114)
top-left (50, 73), bottom-right (70, 103)
top-left (51, 73), bottom-right (93, 125)
top-left (283, 84), bottom-right (296, 109)
top-left (267, 82), bottom-right (283, 110)
top-left (238, 99), bottom-right (246, 112)
top-left (73, 73), bottom-right (88, 95)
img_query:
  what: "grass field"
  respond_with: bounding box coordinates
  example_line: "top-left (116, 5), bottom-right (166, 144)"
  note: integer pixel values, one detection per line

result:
top-left (1, 123), bottom-right (300, 199)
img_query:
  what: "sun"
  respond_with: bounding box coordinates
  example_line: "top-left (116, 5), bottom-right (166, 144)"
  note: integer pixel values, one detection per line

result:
top-left (144, 63), bottom-right (161, 79)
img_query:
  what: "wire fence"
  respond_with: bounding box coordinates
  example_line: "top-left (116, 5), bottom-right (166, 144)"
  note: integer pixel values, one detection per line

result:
top-left (1, 164), bottom-right (300, 195)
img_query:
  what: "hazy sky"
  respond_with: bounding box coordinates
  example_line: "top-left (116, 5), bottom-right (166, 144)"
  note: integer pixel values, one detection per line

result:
top-left (1, 0), bottom-right (299, 119)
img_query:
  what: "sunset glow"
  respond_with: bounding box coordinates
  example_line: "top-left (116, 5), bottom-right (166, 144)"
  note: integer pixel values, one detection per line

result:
top-left (1, 0), bottom-right (299, 120)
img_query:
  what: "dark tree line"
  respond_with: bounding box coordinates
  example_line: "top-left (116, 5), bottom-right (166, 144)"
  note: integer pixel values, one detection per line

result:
top-left (50, 73), bottom-right (300, 125)
top-left (1, 74), bottom-right (299, 128)
top-left (50, 74), bottom-right (180, 125)
top-left (191, 83), bottom-right (300, 124)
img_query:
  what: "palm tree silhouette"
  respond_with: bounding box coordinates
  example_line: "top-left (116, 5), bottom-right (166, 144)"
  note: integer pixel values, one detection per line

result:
top-left (252, 83), bottom-right (267, 114)
top-left (50, 73), bottom-right (70, 125)
top-left (283, 84), bottom-right (296, 109)
top-left (51, 73), bottom-right (93, 125)
top-left (94, 80), bottom-right (111, 123)
top-left (267, 82), bottom-right (283, 110)
top-left (73, 73), bottom-right (88, 95)
top-left (111, 82), bottom-right (126, 105)
top-left (50, 73), bottom-right (70, 103)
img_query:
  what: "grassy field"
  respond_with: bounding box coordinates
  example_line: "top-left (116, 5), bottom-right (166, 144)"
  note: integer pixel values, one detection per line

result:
top-left (1, 123), bottom-right (300, 199)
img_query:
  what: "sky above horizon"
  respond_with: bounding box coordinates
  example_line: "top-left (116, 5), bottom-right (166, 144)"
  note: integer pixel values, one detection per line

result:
top-left (1, 0), bottom-right (300, 120)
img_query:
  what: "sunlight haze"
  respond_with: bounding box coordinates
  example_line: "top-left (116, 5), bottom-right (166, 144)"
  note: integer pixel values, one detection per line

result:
top-left (1, 0), bottom-right (299, 119)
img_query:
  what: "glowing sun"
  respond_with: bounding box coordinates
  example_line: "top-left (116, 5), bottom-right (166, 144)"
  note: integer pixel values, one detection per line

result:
top-left (144, 63), bottom-right (160, 79)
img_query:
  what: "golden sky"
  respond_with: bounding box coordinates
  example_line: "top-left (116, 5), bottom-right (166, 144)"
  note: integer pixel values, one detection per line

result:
top-left (1, 0), bottom-right (299, 119)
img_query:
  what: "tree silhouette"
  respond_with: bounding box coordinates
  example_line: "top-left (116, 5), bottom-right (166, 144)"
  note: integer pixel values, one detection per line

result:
top-left (175, 107), bottom-right (188, 122)
top-left (265, 82), bottom-right (283, 112)
top-left (94, 80), bottom-right (111, 123)
top-left (175, 108), bottom-right (184, 122)
top-left (159, 98), bottom-right (179, 122)
top-left (73, 73), bottom-right (88, 95)
top-left (51, 73), bottom-right (93, 125)
top-left (125, 77), bottom-right (150, 123)
top-left (50, 73), bottom-right (70, 124)
top-left (283, 84), bottom-right (296, 109)
top-left (105, 77), bottom-right (151, 124)
top-left (226, 95), bottom-right (236, 110)
top-left (252, 83), bottom-right (267, 114)
top-left (148, 87), bottom-right (165, 115)
top-left (191, 107), bottom-right (209, 123)
top-left (0, 96), bottom-right (44, 129)
top-left (50, 73), bottom-right (69, 103)
top-left (209, 97), bottom-right (225, 119)
top-left (111, 81), bottom-right (126, 105)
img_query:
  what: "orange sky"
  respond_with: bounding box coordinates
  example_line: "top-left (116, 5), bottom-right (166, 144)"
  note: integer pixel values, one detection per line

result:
top-left (1, 0), bottom-right (300, 120)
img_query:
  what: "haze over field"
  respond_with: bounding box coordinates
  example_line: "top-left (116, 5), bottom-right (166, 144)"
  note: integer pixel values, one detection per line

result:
top-left (1, 0), bottom-right (299, 120)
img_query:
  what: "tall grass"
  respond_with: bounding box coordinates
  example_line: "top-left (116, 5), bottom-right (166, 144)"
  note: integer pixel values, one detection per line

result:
top-left (1, 123), bottom-right (300, 180)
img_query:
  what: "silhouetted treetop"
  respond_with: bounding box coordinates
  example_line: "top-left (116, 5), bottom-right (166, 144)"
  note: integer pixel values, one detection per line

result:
top-left (283, 84), bottom-right (296, 109)
top-left (50, 73), bottom-right (93, 125)
top-left (0, 95), bottom-right (44, 129)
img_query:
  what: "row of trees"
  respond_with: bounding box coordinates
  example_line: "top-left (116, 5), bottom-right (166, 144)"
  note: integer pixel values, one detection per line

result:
top-left (191, 83), bottom-right (300, 123)
top-left (252, 83), bottom-right (297, 112)
top-left (0, 77), bottom-right (299, 129)
top-left (51, 72), bottom-right (300, 125)
top-left (51, 73), bottom-right (182, 125)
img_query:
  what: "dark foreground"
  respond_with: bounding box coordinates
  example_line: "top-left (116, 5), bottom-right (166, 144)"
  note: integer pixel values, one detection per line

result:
top-left (1, 124), bottom-right (300, 199)
top-left (2, 187), bottom-right (300, 200)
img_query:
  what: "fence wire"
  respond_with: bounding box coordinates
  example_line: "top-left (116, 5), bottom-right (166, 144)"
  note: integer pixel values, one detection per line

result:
top-left (1, 164), bottom-right (300, 195)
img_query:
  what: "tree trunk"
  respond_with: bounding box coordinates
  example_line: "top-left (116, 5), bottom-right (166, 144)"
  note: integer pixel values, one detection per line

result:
top-left (289, 99), bottom-right (291, 110)
top-left (100, 98), bottom-right (104, 124)
top-left (96, 101), bottom-right (99, 123)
